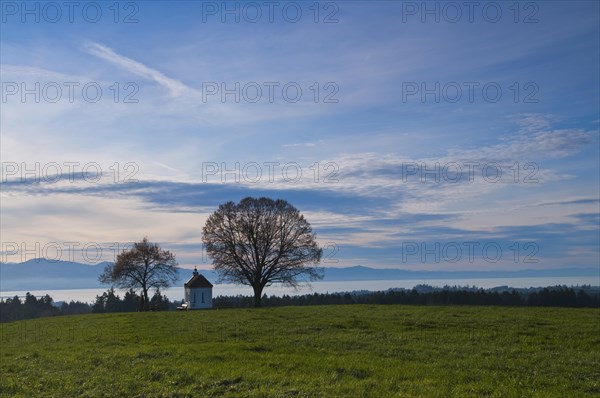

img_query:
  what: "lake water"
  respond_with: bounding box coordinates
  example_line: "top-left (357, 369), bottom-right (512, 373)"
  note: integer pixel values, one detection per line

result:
top-left (1, 276), bottom-right (597, 303)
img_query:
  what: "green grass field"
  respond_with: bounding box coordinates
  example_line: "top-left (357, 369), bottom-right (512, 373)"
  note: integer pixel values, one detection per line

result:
top-left (1, 305), bottom-right (598, 397)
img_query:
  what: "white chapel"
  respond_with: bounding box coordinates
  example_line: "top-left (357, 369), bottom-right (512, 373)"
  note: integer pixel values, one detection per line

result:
top-left (182, 267), bottom-right (213, 309)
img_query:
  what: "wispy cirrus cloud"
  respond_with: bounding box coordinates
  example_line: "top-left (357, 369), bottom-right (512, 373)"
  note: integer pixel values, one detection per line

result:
top-left (282, 141), bottom-right (320, 148)
top-left (84, 42), bottom-right (189, 96)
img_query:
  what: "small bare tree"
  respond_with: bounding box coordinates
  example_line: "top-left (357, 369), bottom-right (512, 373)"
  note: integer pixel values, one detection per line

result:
top-left (99, 238), bottom-right (179, 311)
top-left (202, 197), bottom-right (323, 307)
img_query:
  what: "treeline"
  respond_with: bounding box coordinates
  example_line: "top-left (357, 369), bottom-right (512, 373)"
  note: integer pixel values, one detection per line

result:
top-left (0, 293), bottom-right (90, 323)
top-left (214, 286), bottom-right (600, 308)
top-left (2, 285), bottom-right (598, 323)
top-left (90, 288), bottom-right (179, 313)
top-left (0, 289), bottom-right (180, 323)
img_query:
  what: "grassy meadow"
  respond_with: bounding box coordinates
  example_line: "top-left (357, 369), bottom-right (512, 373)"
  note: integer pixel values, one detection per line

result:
top-left (1, 305), bottom-right (599, 397)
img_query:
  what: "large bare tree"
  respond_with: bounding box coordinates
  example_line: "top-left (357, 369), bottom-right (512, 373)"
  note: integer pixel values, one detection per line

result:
top-left (99, 238), bottom-right (179, 311)
top-left (203, 197), bottom-right (323, 307)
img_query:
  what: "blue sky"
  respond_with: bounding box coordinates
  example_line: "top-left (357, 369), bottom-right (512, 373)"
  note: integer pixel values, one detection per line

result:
top-left (1, 1), bottom-right (598, 275)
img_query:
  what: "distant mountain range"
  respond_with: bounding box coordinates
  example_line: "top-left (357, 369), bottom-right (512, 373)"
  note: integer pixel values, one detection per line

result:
top-left (0, 259), bottom-right (598, 291)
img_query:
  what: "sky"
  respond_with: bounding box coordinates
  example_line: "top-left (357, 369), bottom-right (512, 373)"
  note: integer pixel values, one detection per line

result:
top-left (1, 1), bottom-right (599, 275)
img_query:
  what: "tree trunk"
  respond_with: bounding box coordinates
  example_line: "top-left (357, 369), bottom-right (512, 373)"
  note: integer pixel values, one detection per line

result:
top-left (139, 286), bottom-right (149, 312)
top-left (143, 289), bottom-right (150, 311)
top-left (252, 285), bottom-right (263, 308)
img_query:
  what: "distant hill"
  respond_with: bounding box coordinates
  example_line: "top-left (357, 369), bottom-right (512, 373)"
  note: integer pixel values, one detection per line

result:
top-left (0, 259), bottom-right (597, 291)
top-left (0, 259), bottom-right (110, 291)
top-left (320, 265), bottom-right (599, 281)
